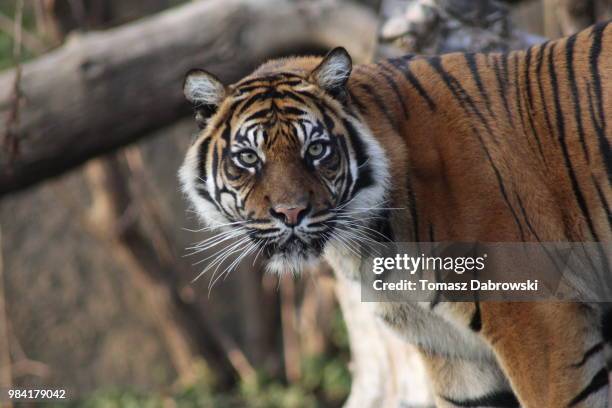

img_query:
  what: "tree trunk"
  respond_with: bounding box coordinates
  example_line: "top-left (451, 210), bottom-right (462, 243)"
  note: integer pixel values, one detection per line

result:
top-left (334, 274), bottom-right (433, 408)
top-left (0, 0), bottom-right (377, 196)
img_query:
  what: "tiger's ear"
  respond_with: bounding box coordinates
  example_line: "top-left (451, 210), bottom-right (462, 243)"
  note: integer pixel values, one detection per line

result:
top-left (310, 47), bottom-right (352, 102)
top-left (183, 69), bottom-right (226, 129)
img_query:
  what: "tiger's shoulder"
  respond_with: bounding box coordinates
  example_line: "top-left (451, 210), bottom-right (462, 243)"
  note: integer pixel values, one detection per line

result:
top-left (346, 21), bottom-right (611, 243)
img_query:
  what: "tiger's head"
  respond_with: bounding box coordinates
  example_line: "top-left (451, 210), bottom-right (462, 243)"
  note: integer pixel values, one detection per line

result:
top-left (179, 48), bottom-right (389, 274)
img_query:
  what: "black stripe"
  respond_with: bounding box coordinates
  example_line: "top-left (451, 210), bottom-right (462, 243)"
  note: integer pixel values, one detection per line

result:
top-left (377, 63), bottom-right (410, 119)
top-left (320, 112), bottom-right (337, 134)
top-left (586, 82), bottom-right (612, 233)
top-left (407, 173), bottom-right (420, 242)
top-left (235, 72), bottom-right (303, 87)
top-left (223, 159), bottom-right (242, 182)
top-left (212, 146), bottom-right (221, 201)
top-left (465, 53), bottom-right (493, 116)
top-left (357, 83), bottom-right (401, 134)
top-left (280, 106), bottom-right (307, 116)
top-left (429, 223), bottom-right (442, 309)
top-left (523, 45), bottom-right (547, 164)
top-left (501, 54), bottom-right (512, 123)
top-left (242, 181), bottom-right (256, 205)
top-left (589, 22), bottom-right (612, 182)
top-left (525, 186), bottom-right (580, 274)
top-left (236, 91), bottom-right (271, 116)
top-left (568, 368), bottom-right (608, 406)
top-left (602, 307), bottom-right (612, 343)
top-left (195, 138), bottom-right (215, 204)
top-left (469, 301), bottom-right (482, 332)
top-left (244, 108), bottom-right (271, 122)
top-left (342, 119), bottom-right (373, 196)
top-left (513, 53), bottom-right (529, 145)
top-left (237, 78), bottom-right (302, 95)
top-left (492, 54), bottom-right (513, 126)
top-left (234, 84), bottom-right (267, 93)
top-left (198, 137), bottom-right (212, 180)
top-left (208, 147), bottom-right (234, 219)
top-left (336, 136), bottom-right (354, 205)
top-left (571, 342), bottom-right (605, 368)
top-left (195, 186), bottom-right (213, 202)
top-left (442, 390), bottom-right (520, 408)
top-left (480, 151), bottom-right (526, 242)
top-left (535, 41), bottom-right (555, 140)
top-left (275, 79), bottom-right (304, 87)
top-left (428, 56), bottom-right (495, 144)
top-left (566, 33), bottom-right (590, 162)
top-left (387, 57), bottom-right (437, 111)
top-left (278, 90), bottom-right (308, 106)
top-left (515, 192), bottom-right (541, 241)
top-left (592, 174), bottom-right (612, 229)
top-left (427, 56), bottom-right (525, 240)
top-left (373, 209), bottom-right (394, 242)
top-left (293, 89), bottom-right (335, 112)
top-left (211, 147), bottom-right (221, 207)
top-left (347, 89), bottom-right (367, 114)
top-left (515, 191), bottom-right (572, 279)
top-left (549, 42), bottom-right (601, 241)
top-left (387, 54), bottom-right (416, 65)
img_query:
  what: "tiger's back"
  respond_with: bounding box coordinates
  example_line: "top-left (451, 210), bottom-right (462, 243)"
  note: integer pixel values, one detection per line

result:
top-left (349, 22), bottom-right (611, 245)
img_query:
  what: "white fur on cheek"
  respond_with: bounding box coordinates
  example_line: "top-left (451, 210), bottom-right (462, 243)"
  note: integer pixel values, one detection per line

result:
top-left (178, 137), bottom-right (230, 229)
top-left (266, 252), bottom-right (321, 275)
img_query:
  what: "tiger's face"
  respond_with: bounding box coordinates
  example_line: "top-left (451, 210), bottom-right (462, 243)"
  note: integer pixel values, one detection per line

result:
top-left (179, 49), bottom-right (389, 274)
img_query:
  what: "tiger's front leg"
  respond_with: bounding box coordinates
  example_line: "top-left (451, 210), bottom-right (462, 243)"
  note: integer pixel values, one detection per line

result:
top-left (420, 352), bottom-right (518, 408)
top-left (445, 302), bottom-right (609, 407)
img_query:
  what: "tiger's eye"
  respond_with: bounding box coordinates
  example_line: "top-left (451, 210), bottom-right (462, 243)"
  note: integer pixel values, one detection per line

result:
top-left (239, 151), bottom-right (259, 166)
top-left (307, 143), bottom-right (325, 158)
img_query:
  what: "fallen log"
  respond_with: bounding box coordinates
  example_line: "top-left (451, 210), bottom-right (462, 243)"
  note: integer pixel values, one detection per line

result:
top-left (0, 0), bottom-right (376, 196)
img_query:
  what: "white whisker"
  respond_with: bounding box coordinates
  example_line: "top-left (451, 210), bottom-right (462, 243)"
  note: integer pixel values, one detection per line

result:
top-left (191, 236), bottom-right (250, 283)
top-left (207, 239), bottom-right (254, 294)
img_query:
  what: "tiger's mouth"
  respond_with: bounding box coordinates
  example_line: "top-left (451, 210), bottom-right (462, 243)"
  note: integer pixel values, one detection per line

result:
top-left (263, 244), bottom-right (324, 274)
top-left (263, 234), bottom-right (327, 257)
top-left (249, 222), bottom-right (332, 274)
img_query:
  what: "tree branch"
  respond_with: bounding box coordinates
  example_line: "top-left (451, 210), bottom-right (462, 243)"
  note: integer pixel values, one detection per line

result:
top-left (0, 0), bottom-right (376, 196)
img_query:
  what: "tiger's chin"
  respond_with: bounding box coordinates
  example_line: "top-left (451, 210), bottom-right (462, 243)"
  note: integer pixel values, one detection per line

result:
top-left (261, 235), bottom-right (327, 274)
top-left (265, 251), bottom-right (321, 275)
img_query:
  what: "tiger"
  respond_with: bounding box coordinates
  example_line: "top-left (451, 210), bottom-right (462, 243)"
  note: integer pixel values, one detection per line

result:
top-left (179, 21), bottom-right (612, 408)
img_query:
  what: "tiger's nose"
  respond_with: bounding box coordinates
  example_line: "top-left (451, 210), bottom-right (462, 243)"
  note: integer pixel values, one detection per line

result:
top-left (270, 204), bottom-right (309, 226)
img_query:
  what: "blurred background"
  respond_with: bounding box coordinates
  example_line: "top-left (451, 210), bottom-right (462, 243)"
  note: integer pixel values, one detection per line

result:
top-left (0, 0), bottom-right (609, 407)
